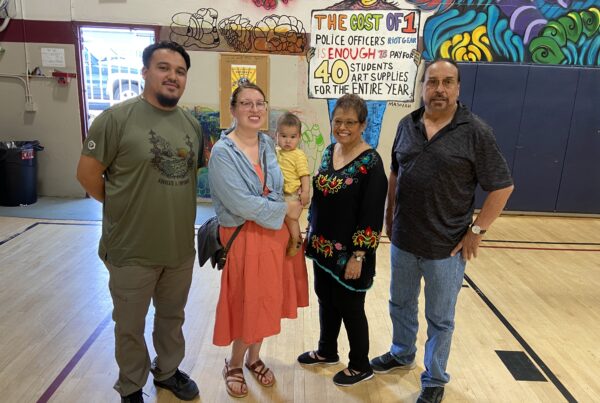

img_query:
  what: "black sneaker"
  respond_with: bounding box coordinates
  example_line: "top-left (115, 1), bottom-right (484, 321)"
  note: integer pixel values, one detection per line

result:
top-left (370, 352), bottom-right (416, 373)
top-left (332, 368), bottom-right (374, 386)
top-left (153, 369), bottom-right (199, 401)
top-left (297, 350), bottom-right (340, 365)
top-left (121, 390), bottom-right (144, 403)
top-left (417, 386), bottom-right (445, 403)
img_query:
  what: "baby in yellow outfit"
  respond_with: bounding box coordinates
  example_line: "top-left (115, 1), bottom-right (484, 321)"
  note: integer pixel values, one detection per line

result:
top-left (276, 112), bottom-right (310, 256)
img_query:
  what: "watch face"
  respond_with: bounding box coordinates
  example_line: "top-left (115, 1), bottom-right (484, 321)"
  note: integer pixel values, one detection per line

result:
top-left (471, 225), bottom-right (481, 234)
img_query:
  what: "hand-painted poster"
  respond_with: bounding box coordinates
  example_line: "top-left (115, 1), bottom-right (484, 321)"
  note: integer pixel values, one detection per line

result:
top-left (309, 9), bottom-right (421, 102)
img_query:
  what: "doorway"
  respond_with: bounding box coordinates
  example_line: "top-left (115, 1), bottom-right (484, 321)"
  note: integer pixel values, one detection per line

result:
top-left (79, 26), bottom-right (155, 128)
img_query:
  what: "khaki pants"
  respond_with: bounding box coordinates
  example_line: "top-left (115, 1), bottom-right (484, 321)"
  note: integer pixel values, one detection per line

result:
top-left (105, 255), bottom-right (194, 396)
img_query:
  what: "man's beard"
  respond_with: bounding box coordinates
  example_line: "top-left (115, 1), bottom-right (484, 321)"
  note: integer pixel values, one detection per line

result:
top-left (156, 93), bottom-right (180, 108)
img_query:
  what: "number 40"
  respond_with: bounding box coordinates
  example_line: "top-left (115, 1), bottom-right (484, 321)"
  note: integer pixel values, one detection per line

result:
top-left (314, 59), bottom-right (349, 84)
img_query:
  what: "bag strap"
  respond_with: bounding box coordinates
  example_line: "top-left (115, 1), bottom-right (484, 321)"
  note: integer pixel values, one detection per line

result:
top-left (224, 148), bottom-right (269, 250)
top-left (223, 223), bottom-right (244, 253)
top-left (261, 149), bottom-right (268, 192)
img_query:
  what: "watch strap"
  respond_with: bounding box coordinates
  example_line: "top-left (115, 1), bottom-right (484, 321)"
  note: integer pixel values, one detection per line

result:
top-left (470, 224), bottom-right (486, 235)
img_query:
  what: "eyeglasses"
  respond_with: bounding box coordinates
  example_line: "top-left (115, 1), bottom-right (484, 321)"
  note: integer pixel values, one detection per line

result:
top-left (425, 78), bottom-right (457, 89)
top-left (333, 119), bottom-right (360, 129)
top-left (237, 100), bottom-right (268, 111)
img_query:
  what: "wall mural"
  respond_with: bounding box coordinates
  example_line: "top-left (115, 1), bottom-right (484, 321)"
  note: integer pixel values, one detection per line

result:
top-left (249, 0), bottom-right (293, 10)
top-left (168, 1), bottom-right (599, 64)
top-left (170, 8), bottom-right (220, 49)
top-left (176, 0), bottom-right (598, 198)
top-left (309, 0), bottom-right (599, 151)
top-left (184, 107), bottom-right (221, 199)
top-left (197, 166), bottom-right (210, 199)
top-left (420, 0), bottom-right (600, 65)
top-left (301, 121), bottom-right (327, 174)
top-left (218, 15), bottom-right (254, 52)
top-left (186, 105), bottom-right (326, 199)
top-left (326, 99), bottom-right (387, 148)
top-left (169, 8), bottom-right (307, 54)
top-left (308, 0), bottom-right (415, 149)
top-left (328, 0), bottom-right (402, 10)
top-left (269, 109), bottom-right (327, 176)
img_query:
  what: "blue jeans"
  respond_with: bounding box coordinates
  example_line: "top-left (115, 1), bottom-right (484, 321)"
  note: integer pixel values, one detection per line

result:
top-left (389, 244), bottom-right (466, 387)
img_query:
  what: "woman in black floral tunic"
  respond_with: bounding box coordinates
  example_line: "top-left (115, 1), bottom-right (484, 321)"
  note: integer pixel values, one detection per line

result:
top-left (298, 94), bottom-right (387, 386)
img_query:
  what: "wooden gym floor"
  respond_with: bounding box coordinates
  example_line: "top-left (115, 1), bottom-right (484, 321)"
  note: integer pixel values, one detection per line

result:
top-left (0, 215), bottom-right (599, 402)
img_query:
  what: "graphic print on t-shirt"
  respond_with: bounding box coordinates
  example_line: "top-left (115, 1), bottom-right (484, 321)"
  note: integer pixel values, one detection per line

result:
top-left (148, 130), bottom-right (196, 183)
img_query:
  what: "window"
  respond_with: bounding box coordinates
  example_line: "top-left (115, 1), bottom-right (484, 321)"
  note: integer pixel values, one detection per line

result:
top-left (80, 27), bottom-right (155, 127)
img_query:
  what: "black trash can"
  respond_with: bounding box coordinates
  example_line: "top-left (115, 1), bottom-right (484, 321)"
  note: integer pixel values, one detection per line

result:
top-left (0, 141), bottom-right (44, 206)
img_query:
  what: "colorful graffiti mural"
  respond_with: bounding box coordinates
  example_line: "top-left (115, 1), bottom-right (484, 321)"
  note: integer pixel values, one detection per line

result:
top-left (167, 1), bottom-right (599, 73)
top-left (184, 107), bottom-right (221, 198)
top-left (197, 166), bottom-right (210, 199)
top-left (530, 5), bottom-right (600, 64)
top-left (176, 0), bottom-right (599, 202)
top-left (420, 0), bottom-right (600, 65)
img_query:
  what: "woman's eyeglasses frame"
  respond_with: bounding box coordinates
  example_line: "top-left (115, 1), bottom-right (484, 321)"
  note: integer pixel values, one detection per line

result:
top-left (332, 119), bottom-right (360, 129)
top-left (236, 100), bottom-right (269, 111)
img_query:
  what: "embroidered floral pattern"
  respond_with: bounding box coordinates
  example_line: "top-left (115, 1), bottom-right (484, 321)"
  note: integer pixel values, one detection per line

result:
top-left (311, 234), bottom-right (346, 258)
top-left (315, 174), bottom-right (343, 196)
top-left (352, 227), bottom-right (380, 249)
top-left (314, 146), bottom-right (377, 196)
top-left (311, 234), bottom-right (350, 268)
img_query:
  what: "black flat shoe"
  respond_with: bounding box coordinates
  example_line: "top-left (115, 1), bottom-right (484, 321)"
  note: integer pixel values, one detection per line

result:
top-left (333, 368), bottom-right (374, 386)
top-left (297, 350), bottom-right (340, 365)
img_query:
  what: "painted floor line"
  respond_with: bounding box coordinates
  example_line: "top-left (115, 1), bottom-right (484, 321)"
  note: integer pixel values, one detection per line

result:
top-left (36, 313), bottom-right (112, 403)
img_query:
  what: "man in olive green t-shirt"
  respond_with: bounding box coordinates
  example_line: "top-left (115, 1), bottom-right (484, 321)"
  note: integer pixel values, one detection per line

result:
top-left (77, 41), bottom-right (203, 403)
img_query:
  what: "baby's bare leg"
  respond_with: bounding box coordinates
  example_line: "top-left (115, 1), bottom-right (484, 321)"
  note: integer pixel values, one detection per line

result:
top-left (284, 216), bottom-right (302, 256)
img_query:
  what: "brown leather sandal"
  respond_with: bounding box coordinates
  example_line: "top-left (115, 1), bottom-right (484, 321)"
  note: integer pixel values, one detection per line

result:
top-left (223, 359), bottom-right (248, 398)
top-left (245, 359), bottom-right (276, 387)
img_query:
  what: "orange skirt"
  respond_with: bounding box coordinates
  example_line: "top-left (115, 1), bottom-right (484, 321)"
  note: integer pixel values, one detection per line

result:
top-left (213, 221), bottom-right (309, 346)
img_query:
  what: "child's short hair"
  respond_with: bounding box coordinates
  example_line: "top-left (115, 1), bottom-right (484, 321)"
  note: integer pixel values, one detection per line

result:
top-left (277, 112), bottom-right (302, 134)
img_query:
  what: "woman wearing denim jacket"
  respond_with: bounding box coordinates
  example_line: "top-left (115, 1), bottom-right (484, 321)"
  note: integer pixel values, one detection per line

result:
top-left (208, 81), bottom-right (308, 398)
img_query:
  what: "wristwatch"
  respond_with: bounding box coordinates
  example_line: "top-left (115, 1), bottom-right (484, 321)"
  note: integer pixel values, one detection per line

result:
top-left (352, 252), bottom-right (365, 262)
top-left (469, 224), bottom-right (487, 235)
